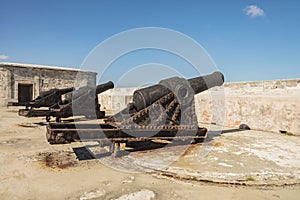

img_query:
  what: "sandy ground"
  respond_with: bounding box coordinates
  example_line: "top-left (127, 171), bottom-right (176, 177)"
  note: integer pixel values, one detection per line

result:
top-left (0, 108), bottom-right (299, 200)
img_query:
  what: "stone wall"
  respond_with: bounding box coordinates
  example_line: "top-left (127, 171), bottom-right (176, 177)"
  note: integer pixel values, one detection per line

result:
top-left (196, 79), bottom-right (300, 135)
top-left (98, 88), bottom-right (139, 112)
top-left (0, 68), bottom-right (11, 103)
top-left (99, 79), bottom-right (300, 135)
top-left (0, 63), bottom-right (96, 106)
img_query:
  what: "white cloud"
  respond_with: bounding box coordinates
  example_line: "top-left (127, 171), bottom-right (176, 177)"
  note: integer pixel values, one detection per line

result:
top-left (0, 55), bottom-right (9, 60)
top-left (244, 5), bottom-right (265, 17)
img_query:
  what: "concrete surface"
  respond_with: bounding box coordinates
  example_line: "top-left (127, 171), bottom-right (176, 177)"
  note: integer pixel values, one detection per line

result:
top-left (1, 108), bottom-right (300, 199)
top-left (89, 125), bottom-right (300, 186)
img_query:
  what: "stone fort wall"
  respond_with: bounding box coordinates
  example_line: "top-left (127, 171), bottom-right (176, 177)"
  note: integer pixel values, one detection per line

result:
top-left (0, 63), bottom-right (96, 106)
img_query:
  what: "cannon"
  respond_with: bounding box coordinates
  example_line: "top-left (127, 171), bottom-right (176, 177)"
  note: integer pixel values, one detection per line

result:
top-left (8, 87), bottom-right (74, 108)
top-left (19, 81), bottom-right (114, 122)
top-left (109, 71), bottom-right (224, 126)
top-left (46, 72), bottom-right (224, 157)
top-left (52, 81), bottom-right (114, 121)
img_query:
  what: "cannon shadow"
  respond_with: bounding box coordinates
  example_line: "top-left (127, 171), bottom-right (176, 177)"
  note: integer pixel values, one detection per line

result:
top-left (73, 128), bottom-right (246, 160)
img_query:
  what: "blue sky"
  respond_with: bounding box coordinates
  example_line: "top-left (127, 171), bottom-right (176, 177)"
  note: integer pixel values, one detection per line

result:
top-left (0, 0), bottom-right (299, 85)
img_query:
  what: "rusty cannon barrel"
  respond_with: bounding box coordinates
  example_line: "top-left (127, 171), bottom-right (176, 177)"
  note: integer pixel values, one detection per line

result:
top-left (96, 81), bottom-right (114, 94)
top-left (38, 87), bottom-right (74, 98)
top-left (133, 71), bottom-right (224, 111)
top-left (56, 87), bottom-right (75, 95)
top-left (70, 81), bottom-right (114, 101)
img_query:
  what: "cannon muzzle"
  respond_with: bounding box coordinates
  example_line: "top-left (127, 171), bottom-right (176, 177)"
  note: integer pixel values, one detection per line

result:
top-left (56, 87), bottom-right (75, 95)
top-left (133, 71), bottom-right (224, 111)
top-left (188, 71), bottom-right (224, 94)
top-left (96, 81), bottom-right (114, 94)
top-left (69, 81), bottom-right (115, 101)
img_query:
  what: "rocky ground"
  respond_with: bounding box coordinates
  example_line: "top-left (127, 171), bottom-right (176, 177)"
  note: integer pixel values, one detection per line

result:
top-left (0, 108), bottom-right (299, 200)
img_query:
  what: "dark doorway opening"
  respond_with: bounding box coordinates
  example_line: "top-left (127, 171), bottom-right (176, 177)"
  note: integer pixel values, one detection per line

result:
top-left (18, 84), bottom-right (33, 103)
